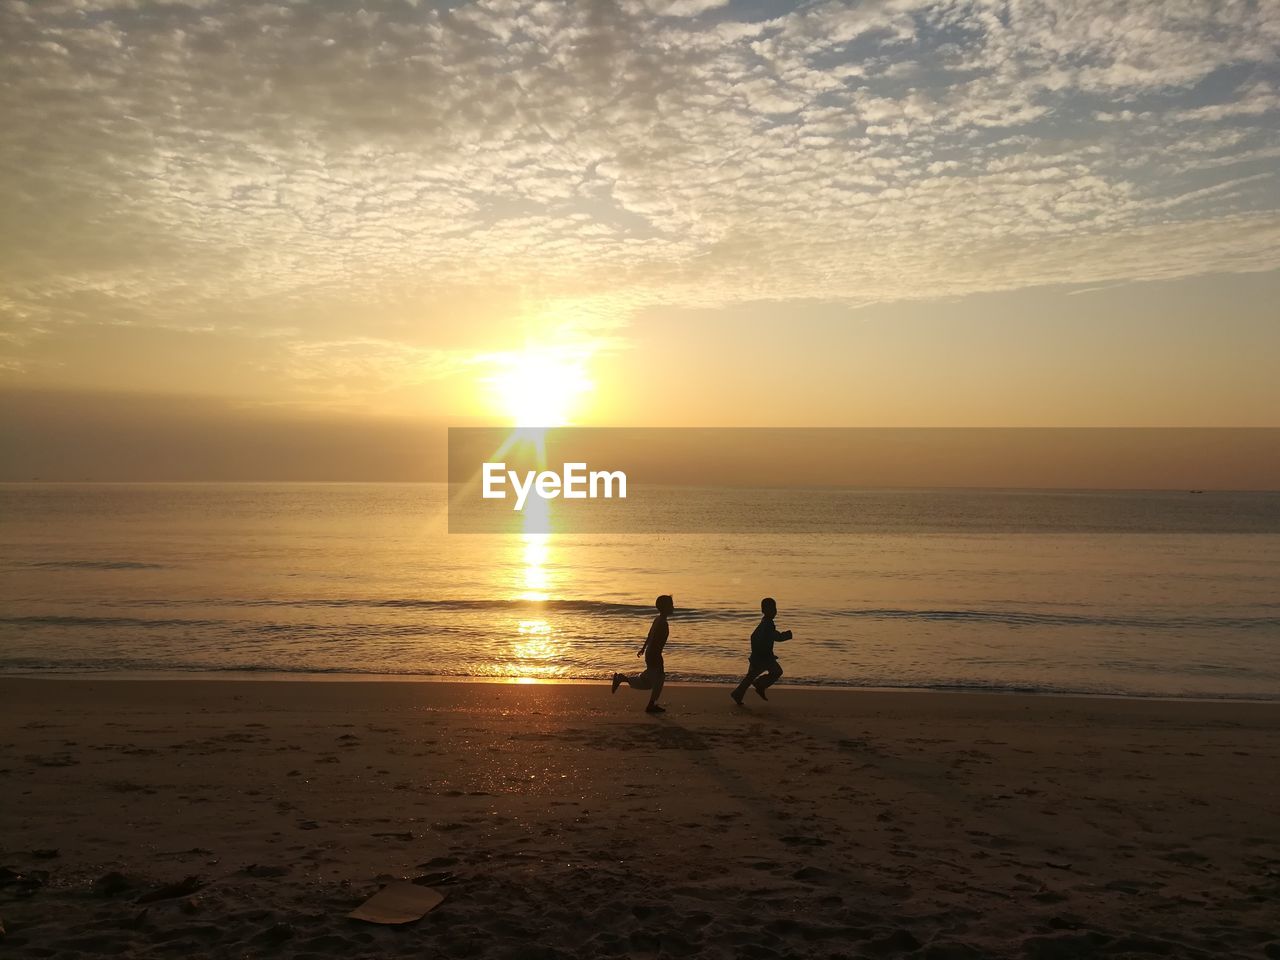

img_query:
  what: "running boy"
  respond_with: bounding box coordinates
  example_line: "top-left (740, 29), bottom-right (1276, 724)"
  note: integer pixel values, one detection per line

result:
top-left (731, 597), bottom-right (792, 704)
top-left (611, 595), bottom-right (674, 714)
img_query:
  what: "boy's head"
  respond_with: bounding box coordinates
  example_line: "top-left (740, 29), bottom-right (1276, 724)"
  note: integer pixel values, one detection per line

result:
top-left (761, 597), bottom-right (777, 617)
top-left (656, 594), bottom-right (675, 616)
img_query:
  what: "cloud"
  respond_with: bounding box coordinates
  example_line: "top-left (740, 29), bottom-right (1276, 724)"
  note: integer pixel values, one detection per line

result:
top-left (1, 0), bottom-right (1277, 399)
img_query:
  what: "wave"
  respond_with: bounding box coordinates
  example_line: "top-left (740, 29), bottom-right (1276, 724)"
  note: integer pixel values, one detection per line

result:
top-left (15, 560), bottom-right (167, 570)
top-left (7, 601), bottom-right (1275, 632)
top-left (259, 597), bottom-right (661, 616)
top-left (812, 607), bottom-right (1280, 631)
top-left (1, 615), bottom-right (223, 629)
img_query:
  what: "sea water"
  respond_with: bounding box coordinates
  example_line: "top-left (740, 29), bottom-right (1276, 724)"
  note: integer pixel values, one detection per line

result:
top-left (2, 482), bottom-right (1277, 700)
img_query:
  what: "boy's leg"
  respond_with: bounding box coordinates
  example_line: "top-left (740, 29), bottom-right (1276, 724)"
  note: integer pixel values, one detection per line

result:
top-left (756, 660), bottom-right (784, 691)
top-left (732, 663), bottom-right (765, 702)
top-left (626, 671), bottom-right (654, 690)
top-left (648, 671), bottom-right (665, 707)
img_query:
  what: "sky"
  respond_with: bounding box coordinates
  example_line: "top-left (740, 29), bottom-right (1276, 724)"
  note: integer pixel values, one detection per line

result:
top-left (1, 0), bottom-right (1279, 479)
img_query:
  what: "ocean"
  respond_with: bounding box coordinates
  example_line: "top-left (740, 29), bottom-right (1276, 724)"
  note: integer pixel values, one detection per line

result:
top-left (2, 482), bottom-right (1278, 700)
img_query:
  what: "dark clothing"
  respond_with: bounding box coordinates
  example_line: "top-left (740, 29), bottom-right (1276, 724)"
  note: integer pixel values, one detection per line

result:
top-left (643, 615), bottom-right (668, 675)
top-left (647, 615), bottom-right (669, 653)
top-left (626, 662), bottom-right (663, 690)
top-left (750, 616), bottom-right (786, 663)
top-left (733, 615), bottom-right (789, 700)
top-left (731, 659), bottom-right (782, 701)
top-left (622, 614), bottom-right (668, 696)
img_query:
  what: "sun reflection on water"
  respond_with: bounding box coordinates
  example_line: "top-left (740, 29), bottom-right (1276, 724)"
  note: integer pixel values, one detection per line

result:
top-left (487, 424), bottom-right (569, 682)
top-left (519, 534), bottom-right (550, 601)
top-left (502, 518), bottom-right (567, 679)
top-left (504, 615), bottom-right (566, 680)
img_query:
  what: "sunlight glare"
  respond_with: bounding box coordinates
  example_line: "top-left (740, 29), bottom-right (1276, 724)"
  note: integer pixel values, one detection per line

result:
top-left (488, 349), bottom-right (592, 427)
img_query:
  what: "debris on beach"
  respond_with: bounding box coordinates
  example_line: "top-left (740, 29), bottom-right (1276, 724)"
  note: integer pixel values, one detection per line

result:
top-left (93, 871), bottom-right (135, 897)
top-left (348, 881), bottom-right (445, 925)
top-left (244, 863), bottom-right (290, 878)
top-left (0, 866), bottom-right (48, 897)
top-left (136, 875), bottom-right (204, 903)
top-left (417, 856), bottom-right (458, 869)
top-left (253, 920), bottom-right (296, 944)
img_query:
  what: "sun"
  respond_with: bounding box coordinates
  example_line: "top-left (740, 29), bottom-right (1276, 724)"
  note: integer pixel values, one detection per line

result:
top-left (487, 348), bottom-right (593, 427)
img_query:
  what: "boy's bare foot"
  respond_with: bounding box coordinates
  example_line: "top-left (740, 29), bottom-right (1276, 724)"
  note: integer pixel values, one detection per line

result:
top-left (645, 704), bottom-right (666, 714)
top-left (753, 681), bottom-right (769, 701)
top-left (611, 673), bottom-right (623, 694)
top-left (730, 692), bottom-right (744, 706)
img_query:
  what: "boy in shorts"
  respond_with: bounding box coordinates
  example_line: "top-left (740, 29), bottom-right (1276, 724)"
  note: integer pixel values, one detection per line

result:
top-left (611, 595), bottom-right (674, 714)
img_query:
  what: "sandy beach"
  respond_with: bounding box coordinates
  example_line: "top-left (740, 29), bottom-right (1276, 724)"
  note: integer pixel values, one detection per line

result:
top-left (2, 679), bottom-right (1278, 959)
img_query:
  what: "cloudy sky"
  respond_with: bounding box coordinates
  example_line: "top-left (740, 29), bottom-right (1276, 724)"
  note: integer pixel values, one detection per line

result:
top-left (2, 0), bottom-right (1278, 477)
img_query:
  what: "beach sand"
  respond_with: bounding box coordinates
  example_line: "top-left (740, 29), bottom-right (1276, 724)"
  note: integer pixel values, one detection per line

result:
top-left (1, 679), bottom-right (1278, 959)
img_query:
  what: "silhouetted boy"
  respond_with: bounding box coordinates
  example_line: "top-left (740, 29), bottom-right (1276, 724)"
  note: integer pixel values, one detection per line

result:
top-left (731, 597), bottom-right (792, 705)
top-left (611, 595), bottom-right (674, 714)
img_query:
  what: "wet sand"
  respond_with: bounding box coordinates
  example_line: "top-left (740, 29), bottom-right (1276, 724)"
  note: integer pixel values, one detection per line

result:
top-left (1, 678), bottom-right (1278, 959)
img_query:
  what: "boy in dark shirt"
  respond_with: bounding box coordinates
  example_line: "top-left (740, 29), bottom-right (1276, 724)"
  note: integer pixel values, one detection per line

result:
top-left (731, 597), bottom-right (792, 705)
top-left (611, 595), bottom-right (674, 714)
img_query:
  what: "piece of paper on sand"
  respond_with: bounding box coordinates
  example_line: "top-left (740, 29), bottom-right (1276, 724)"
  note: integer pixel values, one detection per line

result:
top-left (348, 882), bottom-right (444, 925)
